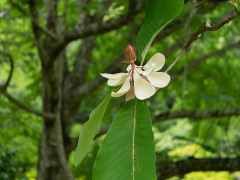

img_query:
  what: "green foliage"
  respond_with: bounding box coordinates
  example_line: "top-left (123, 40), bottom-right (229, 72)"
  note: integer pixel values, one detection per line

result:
top-left (1, 0), bottom-right (240, 179)
top-left (74, 93), bottom-right (112, 166)
top-left (93, 99), bottom-right (156, 180)
top-left (137, 0), bottom-right (184, 64)
top-left (0, 144), bottom-right (31, 179)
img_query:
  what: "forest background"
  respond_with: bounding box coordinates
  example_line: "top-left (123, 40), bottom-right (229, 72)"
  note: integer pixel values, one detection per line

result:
top-left (1, 0), bottom-right (240, 179)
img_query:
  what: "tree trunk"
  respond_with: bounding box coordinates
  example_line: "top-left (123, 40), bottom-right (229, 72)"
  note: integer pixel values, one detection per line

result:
top-left (37, 53), bottom-right (74, 180)
top-left (38, 120), bottom-right (72, 180)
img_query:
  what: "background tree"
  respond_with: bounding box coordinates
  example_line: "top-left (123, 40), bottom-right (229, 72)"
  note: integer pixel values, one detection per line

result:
top-left (0, 0), bottom-right (240, 179)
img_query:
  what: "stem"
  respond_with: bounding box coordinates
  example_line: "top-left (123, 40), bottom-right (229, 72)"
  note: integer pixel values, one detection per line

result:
top-left (131, 63), bottom-right (136, 70)
top-left (130, 63), bottom-right (136, 80)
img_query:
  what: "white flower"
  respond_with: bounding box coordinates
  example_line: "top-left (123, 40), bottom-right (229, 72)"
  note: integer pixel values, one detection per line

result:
top-left (101, 53), bottom-right (170, 101)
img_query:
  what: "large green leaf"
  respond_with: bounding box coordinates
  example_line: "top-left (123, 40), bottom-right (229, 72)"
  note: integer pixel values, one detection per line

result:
top-left (74, 93), bottom-right (111, 166)
top-left (137, 0), bottom-right (184, 64)
top-left (93, 99), bottom-right (156, 180)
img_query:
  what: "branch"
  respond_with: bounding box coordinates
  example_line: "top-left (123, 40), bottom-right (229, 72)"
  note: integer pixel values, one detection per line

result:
top-left (0, 52), bottom-right (55, 119)
top-left (51, 0), bottom-right (145, 59)
top-left (157, 157), bottom-right (240, 179)
top-left (44, 0), bottom-right (59, 33)
top-left (64, 0), bottom-right (144, 41)
top-left (153, 106), bottom-right (240, 123)
top-left (8, 0), bottom-right (56, 39)
top-left (184, 13), bottom-right (236, 50)
top-left (76, 0), bottom-right (93, 26)
top-left (108, 106), bottom-right (240, 134)
top-left (1, 91), bottom-right (55, 119)
top-left (153, 2), bottom-right (218, 46)
top-left (69, 106), bottom-right (240, 151)
top-left (165, 12), bottom-right (236, 73)
top-left (66, 37), bottom-right (96, 87)
top-left (0, 51), bottom-right (14, 90)
top-left (66, 0), bottom-right (115, 89)
top-left (171, 40), bottom-right (240, 81)
top-left (28, 0), bottom-right (41, 42)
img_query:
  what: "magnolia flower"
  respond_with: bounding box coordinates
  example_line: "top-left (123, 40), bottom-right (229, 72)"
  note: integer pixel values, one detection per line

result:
top-left (101, 45), bottom-right (170, 100)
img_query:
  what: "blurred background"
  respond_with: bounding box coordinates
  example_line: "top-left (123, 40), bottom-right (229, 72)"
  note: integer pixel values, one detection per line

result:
top-left (0, 0), bottom-right (240, 179)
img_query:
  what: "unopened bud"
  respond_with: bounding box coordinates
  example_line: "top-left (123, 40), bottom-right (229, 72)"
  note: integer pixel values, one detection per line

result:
top-left (125, 44), bottom-right (137, 64)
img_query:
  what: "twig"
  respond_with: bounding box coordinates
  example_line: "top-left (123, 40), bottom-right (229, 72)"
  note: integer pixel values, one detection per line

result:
top-left (196, 0), bottom-right (209, 8)
top-left (165, 50), bottom-right (185, 73)
top-left (8, 0), bottom-right (56, 39)
top-left (181, 53), bottom-right (188, 109)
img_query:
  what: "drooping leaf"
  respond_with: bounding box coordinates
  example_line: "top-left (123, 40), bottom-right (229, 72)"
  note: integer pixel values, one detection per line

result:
top-left (93, 99), bottom-right (156, 180)
top-left (137, 0), bottom-right (184, 64)
top-left (74, 93), bottom-right (111, 167)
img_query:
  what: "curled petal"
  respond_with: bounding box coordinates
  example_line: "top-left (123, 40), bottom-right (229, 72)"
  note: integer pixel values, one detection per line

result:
top-left (107, 75), bottom-right (128, 86)
top-left (147, 72), bottom-right (170, 88)
top-left (144, 53), bottom-right (165, 71)
top-left (111, 76), bottom-right (130, 97)
top-left (133, 70), bottom-right (156, 100)
top-left (137, 63), bottom-right (156, 76)
top-left (100, 73), bottom-right (127, 79)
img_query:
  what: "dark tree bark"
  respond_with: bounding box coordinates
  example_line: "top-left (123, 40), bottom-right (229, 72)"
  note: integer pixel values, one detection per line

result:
top-left (157, 157), bottom-right (240, 179)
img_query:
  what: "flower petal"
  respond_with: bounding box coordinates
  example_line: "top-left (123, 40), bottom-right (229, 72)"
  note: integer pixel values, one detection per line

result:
top-left (126, 64), bottom-right (132, 72)
top-left (147, 72), bottom-right (170, 88)
top-left (133, 70), bottom-right (156, 100)
top-left (144, 53), bottom-right (165, 71)
top-left (111, 76), bottom-right (130, 97)
top-left (100, 73), bottom-right (126, 79)
top-left (137, 64), bottom-right (155, 76)
top-left (107, 75), bottom-right (128, 86)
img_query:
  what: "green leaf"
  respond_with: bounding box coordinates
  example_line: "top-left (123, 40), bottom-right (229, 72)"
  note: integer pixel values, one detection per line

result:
top-left (74, 93), bottom-right (111, 167)
top-left (137, 0), bottom-right (184, 64)
top-left (93, 99), bottom-right (156, 180)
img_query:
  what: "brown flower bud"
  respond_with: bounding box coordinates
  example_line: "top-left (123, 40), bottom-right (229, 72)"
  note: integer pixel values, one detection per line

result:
top-left (125, 44), bottom-right (137, 64)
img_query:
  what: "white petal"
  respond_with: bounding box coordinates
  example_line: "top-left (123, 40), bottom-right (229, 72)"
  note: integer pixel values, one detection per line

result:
top-left (147, 72), bottom-right (170, 88)
top-left (133, 70), bottom-right (156, 100)
top-left (100, 73), bottom-right (126, 79)
top-left (107, 75), bottom-right (128, 87)
top-left (126, 65), bottom-right (132, 72)
top-left (111, 76), bottom-right (130, 97)
top-left (144, 53), bottom-right (165, 71)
